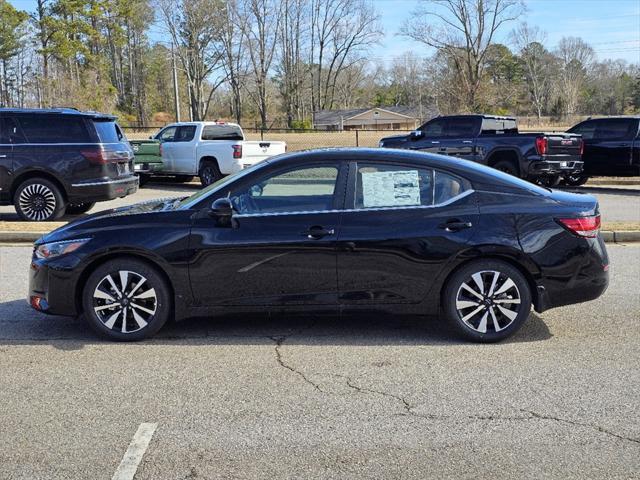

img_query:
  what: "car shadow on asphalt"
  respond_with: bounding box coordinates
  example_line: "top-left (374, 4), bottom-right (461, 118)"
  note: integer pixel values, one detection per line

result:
top-left (0, 299), bottom-right (552, 349)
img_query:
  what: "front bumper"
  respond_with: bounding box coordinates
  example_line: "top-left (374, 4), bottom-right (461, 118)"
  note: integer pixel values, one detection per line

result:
top-left (28, 252), bottom-right (82, 317)
top-left (530, 160), bottom-right (584, 176)
top-left (68, 175), bottom-right (139, 203)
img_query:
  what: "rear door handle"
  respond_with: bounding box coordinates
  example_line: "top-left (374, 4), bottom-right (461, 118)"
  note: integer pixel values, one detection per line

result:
top-left (430, 141), bottom-right (440, 144)
top-left (438, 220), bottom-right (472, 232)
top-left (0, 155), bottom-right (7, 158)
top-left (302, 226), bottom-right (335, 239)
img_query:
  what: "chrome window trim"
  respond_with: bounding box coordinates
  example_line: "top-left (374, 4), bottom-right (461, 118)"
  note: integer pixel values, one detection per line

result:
top-left (234, 189), bottom-right (474, 218)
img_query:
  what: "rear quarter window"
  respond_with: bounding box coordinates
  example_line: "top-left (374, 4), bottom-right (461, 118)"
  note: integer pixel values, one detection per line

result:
top-left (17, 115), bottom-right (92, 143)
top-left (93, 120), bottom-right (125, 143)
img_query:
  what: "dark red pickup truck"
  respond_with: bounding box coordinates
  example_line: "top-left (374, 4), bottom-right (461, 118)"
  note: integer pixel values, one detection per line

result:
top-left (379, 114), bottom-right (584, 186)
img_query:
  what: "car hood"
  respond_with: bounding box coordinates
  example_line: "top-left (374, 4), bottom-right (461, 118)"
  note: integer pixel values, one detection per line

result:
top-left (36, 198), bottom-right (185, 245)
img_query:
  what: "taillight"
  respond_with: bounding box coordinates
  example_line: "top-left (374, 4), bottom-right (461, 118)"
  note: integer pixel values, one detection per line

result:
top-left (556, 215), bottom-right (601, 238)
top-left (81, 149), bottom-right (107, 165)
top-left (535, 137), bottom-right (547, 156)
top-left (232, 144), bottom-right (242, 159)
top-left (579, 139), bottom-right (584, 156)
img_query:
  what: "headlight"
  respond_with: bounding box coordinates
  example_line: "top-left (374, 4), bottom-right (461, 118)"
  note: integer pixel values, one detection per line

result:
top-left (35, 239), bottom-right (90, 259)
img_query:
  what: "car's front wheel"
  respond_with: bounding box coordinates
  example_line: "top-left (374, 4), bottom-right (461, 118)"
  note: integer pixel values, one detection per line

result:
top-left (442, 259), bottom-right (532, 342)
top-left (82, 258), bottom-right (171, 341)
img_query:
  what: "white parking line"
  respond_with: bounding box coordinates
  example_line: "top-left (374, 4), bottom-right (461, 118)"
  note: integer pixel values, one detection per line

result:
top-left (112, 423), bottom-right (158, 480)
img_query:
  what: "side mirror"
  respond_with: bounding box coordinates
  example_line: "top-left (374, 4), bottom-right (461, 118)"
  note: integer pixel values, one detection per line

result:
top-left (209, 197), bottom-right (235, 227)
top-left (410, 130), bottom-right (424, 140)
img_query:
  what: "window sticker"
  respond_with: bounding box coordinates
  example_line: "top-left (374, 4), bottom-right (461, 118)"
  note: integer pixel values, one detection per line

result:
top-left (361, 170), bottom-right (421, 207)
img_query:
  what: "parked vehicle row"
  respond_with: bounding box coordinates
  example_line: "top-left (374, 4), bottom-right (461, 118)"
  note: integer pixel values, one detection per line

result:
top-left (0, 108), bottom-right (138, 221)
top-left (379, 114), bottom-right (584, 186)
top-left (28, 148), bottom-right (609, 342)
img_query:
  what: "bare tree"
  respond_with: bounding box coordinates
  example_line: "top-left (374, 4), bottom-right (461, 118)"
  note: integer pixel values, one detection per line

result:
top-left (157, 0), bottom-right (227, 120)
top-left (554, 36), bottom-right (594, 116)
top-left (309, 0), bottom-right (381, 112)
top-left (240, 0), bottom-right (282, 129)
top-left (401, 0), bottom-right (523, 111)
top-left (220, 0), bottom-right (249, 123)
top-left (511, 23), bottom-right (552, 119)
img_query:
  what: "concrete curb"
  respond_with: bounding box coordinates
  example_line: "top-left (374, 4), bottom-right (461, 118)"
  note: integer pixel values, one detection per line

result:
top-left (1, 230), bottom-right (640, 244)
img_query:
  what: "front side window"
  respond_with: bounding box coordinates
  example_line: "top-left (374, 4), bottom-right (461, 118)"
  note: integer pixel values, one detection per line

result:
top-left (421, 119), bottom-right (446, 137)
top-left (174, 126), bottom-right (196, 142)
top-left (157, 126), bottom-right (176, 142)
top-left (354, 163), bottom-right (468, 209)
top-left (232, 165), bottom-right (339, 214)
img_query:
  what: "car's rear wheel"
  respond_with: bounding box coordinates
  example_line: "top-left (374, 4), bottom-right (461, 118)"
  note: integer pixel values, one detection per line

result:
top-left (14, 178), bottom-right (66, 221)
top-left (443, 259), bottom-right (532, 342)
top-left (65, 202), bottom-right (96, 215)
top-left (199, 161), bottom-right (222, 187)
top-left (82, 258), bottom-right (171, 341)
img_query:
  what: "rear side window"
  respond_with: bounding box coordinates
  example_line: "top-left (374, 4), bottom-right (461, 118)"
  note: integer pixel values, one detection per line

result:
top-left (93, 120), bottom-right (124, 143)
top-left (595, 119), bottom-right (636, 140)
top-left (569, 121), bottom-right (597, 140)
top-left (16, 115), bottom-right (92, 143)
top-left (447, 118), bottom-right (478, 137)
top-left (202, 125), bottom-right (243, 141)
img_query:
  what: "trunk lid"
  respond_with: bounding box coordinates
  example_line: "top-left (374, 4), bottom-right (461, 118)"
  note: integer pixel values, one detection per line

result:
top-left (548, 189), bottom-right (599, 216)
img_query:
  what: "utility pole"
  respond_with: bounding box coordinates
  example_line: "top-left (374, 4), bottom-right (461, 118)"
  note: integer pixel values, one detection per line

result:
top-left (171, 42), bottom-right (181, 122)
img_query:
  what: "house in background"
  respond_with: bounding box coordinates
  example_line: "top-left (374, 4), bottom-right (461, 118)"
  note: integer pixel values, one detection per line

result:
top-left (312, 106), bottom-right (435, 130)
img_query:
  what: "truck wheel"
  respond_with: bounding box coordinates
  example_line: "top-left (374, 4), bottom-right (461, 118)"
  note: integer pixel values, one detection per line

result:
top-left (563, 174), bottom-right (589, 187)
top-left (137, 174), bottom-right (151, 187)
top-left (492, 160), bottom-right (518, 177)
top-left (66, 202), bottom-right (96, 215)
top-left (199, 162), bottom-right (222, 187)
top-left (173, 175), bottom-right (195, 183)
top-left (14, 178), bottom-right (66, 221)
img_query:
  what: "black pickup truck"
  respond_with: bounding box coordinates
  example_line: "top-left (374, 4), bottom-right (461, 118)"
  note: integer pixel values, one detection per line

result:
top-left (379, 115), bottom-right (583, 185)
top-left (564, 116), bottom-right (640, 185)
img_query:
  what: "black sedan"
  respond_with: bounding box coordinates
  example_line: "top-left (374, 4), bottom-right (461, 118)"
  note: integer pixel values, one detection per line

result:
top-left (28, 148), bottom-right (609, 342)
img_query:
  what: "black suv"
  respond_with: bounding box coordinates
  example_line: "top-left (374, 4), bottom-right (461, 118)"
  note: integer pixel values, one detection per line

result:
top-left (0, 108), bottom-right (138, 221)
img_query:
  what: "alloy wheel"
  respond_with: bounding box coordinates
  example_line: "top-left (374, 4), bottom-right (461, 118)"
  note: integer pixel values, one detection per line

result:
top-left (92, 270), bottom-right (157, 334)
top-left (18, 183), bottom-right (57, 221)
top-left (455, 270), bottom-right (522, 334)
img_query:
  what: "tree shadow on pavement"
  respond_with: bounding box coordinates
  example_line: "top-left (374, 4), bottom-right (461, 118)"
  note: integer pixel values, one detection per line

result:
top-left (0, 299), bottom-right (552, 350)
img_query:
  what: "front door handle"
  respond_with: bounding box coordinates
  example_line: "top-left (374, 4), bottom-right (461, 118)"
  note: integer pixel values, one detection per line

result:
top-left (0, 154), bottom-right (7, 158)
top-left (439, 219), bottom-right (472, 232)
top-left (302, 226), bottom-right (335, 239)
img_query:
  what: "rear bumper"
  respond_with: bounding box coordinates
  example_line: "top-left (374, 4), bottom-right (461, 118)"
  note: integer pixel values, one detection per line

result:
top-left (68, 175), bottom-right (138, 203)
top-left (134, 162), bottom-right (163, 175)
top-left (529, 160), bottom-right (584, 176)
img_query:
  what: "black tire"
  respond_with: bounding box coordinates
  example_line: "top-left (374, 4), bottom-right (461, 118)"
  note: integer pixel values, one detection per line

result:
top-left (82, 258), bottom-right (172, 341)
top-left (199, 161), bottom-right (223, 187)
top-left (442, 259), bottom-right (532, 342)
top-left (13, 177), bottom-right (66, 221)
top-left (173, 175), bottom-right (195, 183)
top-left (492, 160), bottom-right (518, 177)
top-left (536, 175), bottom-right (561, 187)
top-left (65, 202), bottom-right (96, 215)
top-left (563, 174), bottom-right (589, 187)
top-left (137, 174), bottom-right (151, 187)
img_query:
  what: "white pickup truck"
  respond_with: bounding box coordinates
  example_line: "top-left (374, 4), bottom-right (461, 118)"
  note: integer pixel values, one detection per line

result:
top-left (153, 122), bottom-right (287, 186)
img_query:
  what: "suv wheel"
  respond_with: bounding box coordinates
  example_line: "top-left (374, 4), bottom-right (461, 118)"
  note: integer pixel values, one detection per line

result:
top-left (82, 258), bottom-right (171, 341)
top-left (563, 174), bottom-right (589, 187)
top-left (199, 161), bottom-right (222, 187)
top-left (443, 260), bottom-right (532, 342)
top-left (14, 178), bottom-right (66, 221)
top-left (492, 160), bottom-right (518, 177)
top-left (66, 202), bottom-right (96, 215)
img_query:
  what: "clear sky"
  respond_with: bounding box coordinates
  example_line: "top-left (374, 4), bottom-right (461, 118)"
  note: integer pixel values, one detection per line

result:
top-left (7, 0), bottom-right (640, 64)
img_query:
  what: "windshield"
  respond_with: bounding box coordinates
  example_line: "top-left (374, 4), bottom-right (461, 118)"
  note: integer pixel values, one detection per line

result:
top-left (175, 161), bottom-right (270, 209)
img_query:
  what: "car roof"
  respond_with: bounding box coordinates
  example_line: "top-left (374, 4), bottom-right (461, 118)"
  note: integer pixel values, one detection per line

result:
top-left (267, 147), bottom-right (548, 196)
top-left (0, 107), bottom-right (116, 120)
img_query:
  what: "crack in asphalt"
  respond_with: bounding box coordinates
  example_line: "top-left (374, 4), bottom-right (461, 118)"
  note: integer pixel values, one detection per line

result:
top-left (523, 409), bottom-right (640, 445)
top-left (269, 334), bottom-right (326, 393)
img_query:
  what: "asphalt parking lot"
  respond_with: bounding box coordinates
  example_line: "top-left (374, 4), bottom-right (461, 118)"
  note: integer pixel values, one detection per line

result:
top-left (0, 243), bottom-right (638, 479)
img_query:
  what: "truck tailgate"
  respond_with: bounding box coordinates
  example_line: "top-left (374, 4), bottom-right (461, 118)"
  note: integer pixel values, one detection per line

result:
top-left (545, 133), bottom-right (582, 156)
top-left (242, 141), bottom-right (286, 166)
